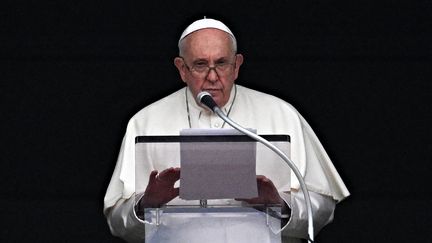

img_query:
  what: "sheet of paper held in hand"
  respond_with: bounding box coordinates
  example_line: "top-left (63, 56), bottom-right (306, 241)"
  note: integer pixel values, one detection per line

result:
top-left (179, 128), bottom-right (258, 200)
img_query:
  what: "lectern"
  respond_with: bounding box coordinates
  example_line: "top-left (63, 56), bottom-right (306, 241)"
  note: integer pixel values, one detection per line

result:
top-left (135, 131), bottom-right (291, 243)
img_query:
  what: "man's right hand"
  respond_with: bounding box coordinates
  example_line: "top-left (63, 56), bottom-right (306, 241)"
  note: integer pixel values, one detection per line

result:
top-left (138, 167), bottom-right (180, 208)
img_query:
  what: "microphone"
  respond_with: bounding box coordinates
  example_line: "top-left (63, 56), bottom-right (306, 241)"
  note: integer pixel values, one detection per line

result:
top-left (197, 91), bottom-right (219, 112)
top-left (195, 90), bottom-right (315, 242)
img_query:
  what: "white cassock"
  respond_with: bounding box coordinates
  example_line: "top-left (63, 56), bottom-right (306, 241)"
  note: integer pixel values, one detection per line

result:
top-left (103, 85), bottom-right (350, 243)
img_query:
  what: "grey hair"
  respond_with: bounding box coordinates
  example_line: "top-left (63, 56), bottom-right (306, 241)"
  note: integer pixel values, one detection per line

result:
top-left (178, 31), bottom-right (237, 57)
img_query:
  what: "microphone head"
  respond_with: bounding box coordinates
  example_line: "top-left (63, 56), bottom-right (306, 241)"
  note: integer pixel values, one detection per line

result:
top-left (197, 91), bottom-right (218, 112)
top-left (197, 91), bottom-right (211, 102)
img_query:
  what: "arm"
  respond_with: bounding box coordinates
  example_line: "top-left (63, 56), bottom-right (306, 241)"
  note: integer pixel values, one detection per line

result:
top-left (280, 190), bottom-right (336, 239)
top-left (106, 195), bottom-right (146, 243)
top-left (237, 176), bottom-right (336, 239)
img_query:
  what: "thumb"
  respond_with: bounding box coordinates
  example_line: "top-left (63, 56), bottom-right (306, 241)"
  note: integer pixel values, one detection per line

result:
top-left (148, 170), bottom-right (158, 184)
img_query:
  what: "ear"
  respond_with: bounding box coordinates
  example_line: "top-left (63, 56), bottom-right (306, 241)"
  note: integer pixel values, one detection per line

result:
top-left (233, 54), bottom-right (244, 80)
top-left (174, 57), bottom-right (188, 83)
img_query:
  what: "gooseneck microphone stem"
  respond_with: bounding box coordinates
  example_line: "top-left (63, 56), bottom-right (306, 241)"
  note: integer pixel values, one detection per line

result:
top-left (197, 91), bottom-right (315, 243)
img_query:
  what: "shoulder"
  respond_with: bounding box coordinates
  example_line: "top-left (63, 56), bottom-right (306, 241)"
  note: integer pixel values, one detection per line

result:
top-left (132, 88), bottom-right (185, 119)
top-left (126, 88), bottom-right (187, 134)
top-left (236, 85), bottom-right (299, 114)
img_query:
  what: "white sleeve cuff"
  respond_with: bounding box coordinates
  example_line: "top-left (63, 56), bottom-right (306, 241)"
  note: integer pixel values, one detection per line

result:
top-left (106, 194), bottom-right (151, 243)
top-left (280, 190), bottom-right (336, 239)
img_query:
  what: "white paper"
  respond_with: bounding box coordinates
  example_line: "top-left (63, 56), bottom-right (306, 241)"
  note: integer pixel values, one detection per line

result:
top-left (179, 129), bottom-right (258, 200)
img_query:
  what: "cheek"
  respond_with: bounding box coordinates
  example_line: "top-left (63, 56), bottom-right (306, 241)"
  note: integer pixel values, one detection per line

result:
top-left (221, 77), bottom-right (235, 91)
top-left (186, 79), bottom-right (204, 95)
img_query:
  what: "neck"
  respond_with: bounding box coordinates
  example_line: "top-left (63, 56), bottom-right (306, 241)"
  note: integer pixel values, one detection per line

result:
top-left (185, 85), bottom-right (237, 128)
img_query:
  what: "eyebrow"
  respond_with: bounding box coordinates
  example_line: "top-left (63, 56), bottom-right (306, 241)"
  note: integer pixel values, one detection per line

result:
top-left (192, 58), bottom-right (208, 64)
top-left (192, 57), bottom-right (228, 65)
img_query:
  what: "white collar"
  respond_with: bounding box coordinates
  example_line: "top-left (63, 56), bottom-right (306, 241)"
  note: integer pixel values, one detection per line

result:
top-left (185, 85), bottom-right (237, 128)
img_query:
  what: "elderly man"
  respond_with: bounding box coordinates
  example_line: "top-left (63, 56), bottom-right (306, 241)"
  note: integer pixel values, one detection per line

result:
top-left (104, 18), bottom-right (350, 243)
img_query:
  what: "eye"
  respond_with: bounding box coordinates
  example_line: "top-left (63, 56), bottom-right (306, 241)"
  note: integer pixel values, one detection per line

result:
top-left (215, 60), bottom-right (230, 71)
top-left (215, 58), bottom-right (230, 66)
top-left (192, 62), bottom-right (208, 72)
top-left (194, 62), bottom-right (207, 68)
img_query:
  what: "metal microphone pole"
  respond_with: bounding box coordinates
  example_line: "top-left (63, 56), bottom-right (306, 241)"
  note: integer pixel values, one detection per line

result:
top-left (197, 92), bottom-right (315, 242)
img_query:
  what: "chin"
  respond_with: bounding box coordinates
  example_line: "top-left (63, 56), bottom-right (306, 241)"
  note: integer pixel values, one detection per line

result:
top-left (214, 99), bottom-right (227, 108)
top-left (204, 91), bottom-right (226, 107)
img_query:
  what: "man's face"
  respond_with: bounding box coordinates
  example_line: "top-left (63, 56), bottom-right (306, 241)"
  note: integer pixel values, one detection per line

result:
top-left (174, 28), bottom-right (243, 108)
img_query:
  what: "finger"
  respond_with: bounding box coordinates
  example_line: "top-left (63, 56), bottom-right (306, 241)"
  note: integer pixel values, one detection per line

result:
top-left (171, 168), bottom-right (181, 180)
top-left (235, 198), bottom-right (254, 202)
top-left (257, 176), bottom-right (276, 189)
top-left (167, 167), bottom-right (181, 177)
top-left (235, 198), bottom-right (259, 205)
top-left (235, 198), bottom-right (250, 203)
top-left (164, 187), bottom-right (180, 202)
top-left (148, 170), bottom-right (158, 184)
top-left (172, 187), bottom-right (180, 197)
top-left (158, 167), bottom-right (175, 178)
top-left (159, 167), bottom-right (181, 182)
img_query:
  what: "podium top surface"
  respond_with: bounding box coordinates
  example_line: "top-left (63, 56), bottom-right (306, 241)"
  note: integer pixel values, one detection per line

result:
top-left (135, 134), bottom-right (290, 144)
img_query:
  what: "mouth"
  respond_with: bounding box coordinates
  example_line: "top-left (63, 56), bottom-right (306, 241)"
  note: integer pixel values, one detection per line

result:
top-left (202, 89), bottom-right (222, 95)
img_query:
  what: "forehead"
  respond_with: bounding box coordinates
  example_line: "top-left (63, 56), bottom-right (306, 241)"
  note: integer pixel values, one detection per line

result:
top-left (183, 28), bottom-right (234, 58)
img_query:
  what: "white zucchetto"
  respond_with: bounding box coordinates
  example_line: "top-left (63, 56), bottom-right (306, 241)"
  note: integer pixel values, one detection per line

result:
top-left (178, 18), bottom-right (236, 46)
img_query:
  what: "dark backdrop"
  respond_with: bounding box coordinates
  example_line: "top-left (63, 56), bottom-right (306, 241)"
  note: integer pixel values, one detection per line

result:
top-left (2, 1), bottom-right (431, 242)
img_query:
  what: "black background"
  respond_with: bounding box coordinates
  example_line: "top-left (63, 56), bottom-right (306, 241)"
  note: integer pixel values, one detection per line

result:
top-left (1, 1), bottom-right (431, 242)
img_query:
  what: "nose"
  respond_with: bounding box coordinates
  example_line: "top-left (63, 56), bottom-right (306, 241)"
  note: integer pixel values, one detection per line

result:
top-left (206, 67), bottom-right (219, 83)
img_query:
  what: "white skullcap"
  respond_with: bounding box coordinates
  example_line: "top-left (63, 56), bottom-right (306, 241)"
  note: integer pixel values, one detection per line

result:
top-left (178, 18), bottom-right (236, 46)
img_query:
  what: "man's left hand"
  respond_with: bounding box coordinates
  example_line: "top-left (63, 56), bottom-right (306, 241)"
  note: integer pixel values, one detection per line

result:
top-left (236, 175), bottom-right (284, 205)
